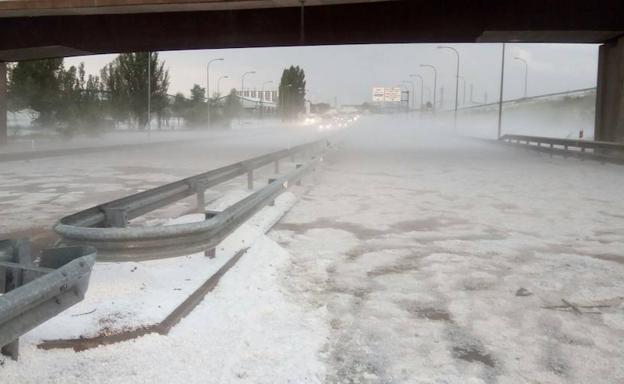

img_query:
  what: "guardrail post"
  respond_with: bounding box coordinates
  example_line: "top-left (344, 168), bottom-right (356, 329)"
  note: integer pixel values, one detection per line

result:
top-left (195, 181), bottom-right (207, 213)
top-left (197, 190), bottom-right (205, 213)
top-left (247, 170), bottom-right (254, 190)
top-left (203, 211), bottom-right (219, 258)
top-left (296, 164), bottom-right (303, 186)
top-left (104, 207), bottom-right (128, 228)
top-left (268, 178), bottom-right (277, 206)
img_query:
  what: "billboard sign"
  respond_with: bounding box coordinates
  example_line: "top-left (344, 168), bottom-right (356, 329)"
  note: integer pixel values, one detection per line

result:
top-left (372, 87), bottom-right (385, 102)
top-left (372, 87), bottom-right (402, 102)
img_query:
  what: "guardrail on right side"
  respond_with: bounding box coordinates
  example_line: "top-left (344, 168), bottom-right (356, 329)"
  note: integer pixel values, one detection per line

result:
top-left (500, 134), bottom-right (624, 163)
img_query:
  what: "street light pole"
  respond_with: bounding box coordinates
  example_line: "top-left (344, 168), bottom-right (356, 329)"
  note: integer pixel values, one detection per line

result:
top-left (147, 51), bottom-right (151, 137)
top-left (514, 56), bottom-right (528, 98)
top-left (458, 76), bottom-right (466, 106)
top-left (241, 71), bottom-right (256, 121)
top-left (424, 86), bottom-right (431, 107)
top-left (206, 58), bottom-right (224, 127)
top-left (241, 71), bottom-right (256, 96)
top-left (410, 74), bottom-right (424, 111)
top-left (401, 80), bottom-right (415, 112)
top-left (438, 46), bottom-right (460, 131)
top-left (260, 80), bottom-right (273, 117)
top-left (419, 64), bottom-right (437, 112)
top-left (498, 43), bottom-right (506, 139)
top-left (217, 75), bottom-right (229, 97)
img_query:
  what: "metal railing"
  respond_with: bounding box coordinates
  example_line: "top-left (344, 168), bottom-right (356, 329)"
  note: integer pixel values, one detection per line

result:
top-left (54, 139), bottom-right (329, 260)
top-left (500, 134), bottom-right (624, 163)
top-left (457, 87), bottom-right (595, 112)
top-left (0, 240), bottom-right (96, 360)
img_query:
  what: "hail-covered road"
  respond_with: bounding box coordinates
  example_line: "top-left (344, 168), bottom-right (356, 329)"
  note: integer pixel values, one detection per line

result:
top-left (2, 116), bottom-right (624, 383)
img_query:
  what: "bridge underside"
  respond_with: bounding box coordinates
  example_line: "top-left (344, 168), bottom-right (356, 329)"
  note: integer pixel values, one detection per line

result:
top-left (1, 0), bottom-right (623, 61)
top-left (0, 0), bottom-right (623, 143)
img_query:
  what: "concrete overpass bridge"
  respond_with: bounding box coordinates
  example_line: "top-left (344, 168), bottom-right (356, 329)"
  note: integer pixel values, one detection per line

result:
top-left (0, 0), bottom-right (623, 143)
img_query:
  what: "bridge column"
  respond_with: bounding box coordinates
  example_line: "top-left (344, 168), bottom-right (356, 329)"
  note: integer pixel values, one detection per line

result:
top-left (0, 62), bottom-right (6, 146)
top-left (595, 36), bottom-right (624, 142)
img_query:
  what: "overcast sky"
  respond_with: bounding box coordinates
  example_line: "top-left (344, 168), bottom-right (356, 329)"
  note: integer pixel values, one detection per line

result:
top-left (66, 43), bottom-right (598, 107)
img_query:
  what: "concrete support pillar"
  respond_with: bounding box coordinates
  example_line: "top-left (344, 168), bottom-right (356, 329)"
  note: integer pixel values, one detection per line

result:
top-left (595, 36), bottom-right (624, 142)
top-left (0, 62), bottom-right (7, 146)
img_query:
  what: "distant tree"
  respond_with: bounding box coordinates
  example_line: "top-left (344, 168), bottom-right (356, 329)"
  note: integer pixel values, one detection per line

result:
top-left (190, 84), bottom-right (206, 103)
top-left (184, 84), bottom-right (208, 127)
top-left (100, 52), bottom-right (169, 129)
top-left (9, 59), bottom-right (106, 135)
top-left (8, 58), bottom-right (64, 126)
top-left (278, 65), bottom-right (306, 119)
top-left (100, 61), bottom-right (128, 126)
top-left (223, 88), bottom-right (242, 119)
top-left (171, 92), bottom-right (188, 127)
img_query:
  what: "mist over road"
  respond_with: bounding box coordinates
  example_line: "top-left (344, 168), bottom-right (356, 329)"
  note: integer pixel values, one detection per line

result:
top-left (2, 115), bottom-right (623, 383)
top-left (272, 115), bottom-right (624, 383)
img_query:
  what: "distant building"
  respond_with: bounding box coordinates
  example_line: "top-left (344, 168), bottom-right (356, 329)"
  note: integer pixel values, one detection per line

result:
top-left (218, 92), bottom-right (278, 112)
top-left (237, 89), bottom-right (279, 103)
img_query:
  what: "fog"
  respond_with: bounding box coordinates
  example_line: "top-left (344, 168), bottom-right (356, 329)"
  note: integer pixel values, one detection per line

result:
top-left (68, 43), bottom-right (598, 106)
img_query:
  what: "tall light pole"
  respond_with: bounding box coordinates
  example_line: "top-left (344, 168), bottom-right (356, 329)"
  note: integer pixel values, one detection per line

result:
top-left (241, 71), bottom-right (256, 97)
top-left (470, 83), bottom-right (474, 104)
top-left (409, 74), bottom-right (424, 111)
top-left (514, 56), bottom-right (528, 98)
top-left (424, 86), bottom-right (431, 108)
top-left (261, 81), bottom-right (273, 103)
top-left (438, 46), bottom-right (460, 130)
top-left (260, 80), bottom-right (273, 117)
top-left (401, 80), bottom-right (415, 111)
top-left (420, 64), bottom-right (437, 112)
top-left (458, 75), bottom-right (466, 106)
top-left (240, 71), bottom-right (256, 121)
top-left (206, 58), bottom-right (224, 126)
top-left (147, 51), bottom-right (151, 137)
top-left (216, 75), bottom-right (229, 97)
top-left (498, 43), bottom-right (506, 139)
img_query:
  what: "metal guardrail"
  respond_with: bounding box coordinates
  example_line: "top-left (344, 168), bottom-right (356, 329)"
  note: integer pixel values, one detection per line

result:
top-left (0, 240), bottom-right (96, 360)
top-left (500, 134), bottom-right (624, 163)
top-left (457, 87), bottom-right (596, 112)
top-left (54, 139), bottom-right (329, 260)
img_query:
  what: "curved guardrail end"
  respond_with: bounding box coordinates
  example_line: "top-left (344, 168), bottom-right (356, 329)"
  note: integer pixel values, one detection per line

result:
top-left (53, 140), bottom-right (329, 261)
top-left (0, 241), bottom-right (96, 361)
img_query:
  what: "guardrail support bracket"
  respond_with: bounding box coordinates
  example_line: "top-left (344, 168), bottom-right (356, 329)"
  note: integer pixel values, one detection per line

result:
top-left (247, 170), bottom-right (254, 190)
top-left (104, 207), bottom-right (128, 228)
top-left (268, 178), bottom-right (278, 206)
top-left (295, 164), bottom-right (303, 185)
